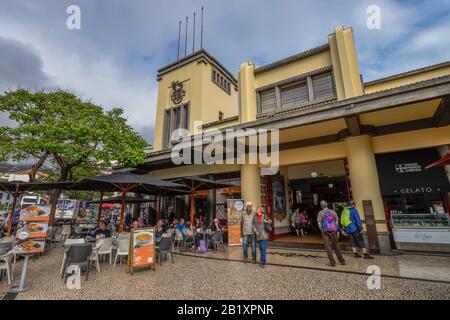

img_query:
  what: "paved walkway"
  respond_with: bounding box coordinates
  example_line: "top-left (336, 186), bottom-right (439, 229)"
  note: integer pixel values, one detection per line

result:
top-left (1, 245), bottom-right (449, 300)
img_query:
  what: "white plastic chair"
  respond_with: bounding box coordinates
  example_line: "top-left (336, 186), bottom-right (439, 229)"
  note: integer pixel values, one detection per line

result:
top-left (97, 237), bottom-right (113, 264)
top-left (0, 250), bottom-right (14, 286)
top-left (173, 229), bottom-right (184, 251)
top-left (114, 238), bottom-right (129, 267)
top-left (58, 225), bottom-right (72, 242)
top-left (89, 239), bottom-right (105, 273)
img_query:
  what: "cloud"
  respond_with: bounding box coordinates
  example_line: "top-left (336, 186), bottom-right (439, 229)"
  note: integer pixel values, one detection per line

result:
top-left (0, 36), bottom-right (50, 91)
top-left (0, 0), bottom-right (449, 140)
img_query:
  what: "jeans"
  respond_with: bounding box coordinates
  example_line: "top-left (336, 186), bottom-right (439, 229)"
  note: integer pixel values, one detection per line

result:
top-left (243, 234), bottom-right (256, 260)
top-left (259, 240), bottom-right (267, 265)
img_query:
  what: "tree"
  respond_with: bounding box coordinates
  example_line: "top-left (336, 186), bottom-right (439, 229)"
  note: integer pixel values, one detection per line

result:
top-left (0, 89), bottom-right (148, 223)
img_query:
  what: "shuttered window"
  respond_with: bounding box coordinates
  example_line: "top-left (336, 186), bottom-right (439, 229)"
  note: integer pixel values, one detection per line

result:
top-left (312, 73), bottom-right (334, 100)
top-left (260, 89), bottom-right (277, 113)
top-left (163, 104), bottom-right (190, 148)
top-left (280, 81), bottom-right (309, 109)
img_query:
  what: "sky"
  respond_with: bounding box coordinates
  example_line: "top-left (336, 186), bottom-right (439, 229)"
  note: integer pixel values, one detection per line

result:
top-left (1, 0), bottom-right (450, 145)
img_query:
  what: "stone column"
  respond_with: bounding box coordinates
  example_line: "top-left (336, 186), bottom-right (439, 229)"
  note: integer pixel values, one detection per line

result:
top-left (240, 164), bottom-right (261, 207)
top-left (345, 135), bottom-right (391, 253)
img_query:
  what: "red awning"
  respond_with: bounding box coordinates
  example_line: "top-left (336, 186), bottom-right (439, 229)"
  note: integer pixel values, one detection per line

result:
top-left (101, 203), bottom-right (115, 208)
top-left (426, 151), bottom-right (450, 169)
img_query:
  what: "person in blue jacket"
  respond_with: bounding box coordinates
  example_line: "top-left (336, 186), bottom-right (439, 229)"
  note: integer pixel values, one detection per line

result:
top-left (343, 201), bottom-right (374, 259)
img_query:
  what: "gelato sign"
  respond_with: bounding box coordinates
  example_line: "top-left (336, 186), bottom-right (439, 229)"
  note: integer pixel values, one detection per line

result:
top-left (394, 163), bottom-right (422, 174)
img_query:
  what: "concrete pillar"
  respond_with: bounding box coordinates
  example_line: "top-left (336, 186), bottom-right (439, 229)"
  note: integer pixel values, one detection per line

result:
top-left (345, 135), bottom-right (391, 253)
top-left (238, 62), bottom-right (257, 123)
top-left (240, 164), bottom-right (261, 207)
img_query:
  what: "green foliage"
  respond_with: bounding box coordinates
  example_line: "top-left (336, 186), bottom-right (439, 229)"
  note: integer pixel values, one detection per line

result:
top-left (0, 89), bottom-right (148, 182)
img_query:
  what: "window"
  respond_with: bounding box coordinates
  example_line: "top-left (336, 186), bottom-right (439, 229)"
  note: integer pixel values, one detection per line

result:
top-left (257, 71), bottom-right (335, 114)
top-left (312, 73), bottom-right (334, 100)
top-left (280, 81), bottom-right (309, 109)
top-left (163, 104), bottom-right (190, 148)
top-left (212, 67), bottom-right (232, 94)
top-left (260, 89), bottom-right (277, 113)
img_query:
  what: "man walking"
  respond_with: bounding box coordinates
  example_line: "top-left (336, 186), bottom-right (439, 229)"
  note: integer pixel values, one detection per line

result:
top-left (341, 201), bottom-right (374, 259)
top-left (317, 200), bottom-right (346, 267)
top-left (241, 202), bottom-right (256, 263)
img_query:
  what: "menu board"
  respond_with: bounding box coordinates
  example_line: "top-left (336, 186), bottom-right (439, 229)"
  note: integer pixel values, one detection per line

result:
top-left (14, 205), bottom-right (50, 254)
top-left (227, 199), bottom-right (244, 246)
top-left (129, 227), bottom-right (156, 273)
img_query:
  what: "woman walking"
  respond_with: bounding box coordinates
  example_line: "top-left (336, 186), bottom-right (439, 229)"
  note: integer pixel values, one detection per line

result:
top-left (253, 206), bottom-right (272, 267)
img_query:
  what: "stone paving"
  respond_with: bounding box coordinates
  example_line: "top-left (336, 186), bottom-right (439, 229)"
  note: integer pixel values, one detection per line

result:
top-left (1, 245), bottom-right (449, 300)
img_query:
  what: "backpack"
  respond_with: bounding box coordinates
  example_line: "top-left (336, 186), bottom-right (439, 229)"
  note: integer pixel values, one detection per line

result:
top-left (197, 239), bottom-right (207, 253)
top-left (340, 208), bottom-right (352, 228)
top-left (322, 210), bottom-right (339, 233)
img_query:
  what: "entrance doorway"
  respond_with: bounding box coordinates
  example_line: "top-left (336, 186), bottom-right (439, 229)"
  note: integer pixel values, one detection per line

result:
top-left (278, 160), bottom-right (352, 245)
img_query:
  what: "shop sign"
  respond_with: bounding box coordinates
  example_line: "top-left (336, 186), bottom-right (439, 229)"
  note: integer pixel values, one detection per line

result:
top-left (14, 205), bottom-right (50, 254)
top-left (129, 227), bottom-right (156, 274)
top-left (394, 163), bottom-right (422, 173)
top-left (393, 229), bottom-right (450, 244)
top-left (376, 148), bottom-right (450, 195)
top-left (227, 199), bottom-right (243, 246)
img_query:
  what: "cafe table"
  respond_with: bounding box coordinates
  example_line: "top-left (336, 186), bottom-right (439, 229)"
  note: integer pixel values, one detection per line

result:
top-left (59, 238), bottom-right (86, 275)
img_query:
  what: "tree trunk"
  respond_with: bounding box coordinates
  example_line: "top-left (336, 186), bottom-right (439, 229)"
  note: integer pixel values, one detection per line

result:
top-left (29, 152), bottom-right (50, 182)
top-left (49, 189), bottom-right (61, 226)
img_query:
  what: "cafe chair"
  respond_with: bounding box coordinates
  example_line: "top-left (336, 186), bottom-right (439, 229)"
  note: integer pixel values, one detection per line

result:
top-left (211, 231), bottom-right (226, 252)
top-left (89, 239), bottom-right (104, 273)
top-left (114, 238), bottom-right (129, 267)
top-left (96, 237), bottom-right (114, 264)
top-left (0, 249), bottom-right (14, 285)
top-left (156, 236), bottom-right (174, 265)
top-left (173, 229), bottom-right (184, 251)
top-left (62, 244), bottom-right (93, 282)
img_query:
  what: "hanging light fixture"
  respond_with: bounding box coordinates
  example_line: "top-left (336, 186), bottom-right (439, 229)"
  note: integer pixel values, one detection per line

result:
top-left (328, 183), bottom-right (334, 189)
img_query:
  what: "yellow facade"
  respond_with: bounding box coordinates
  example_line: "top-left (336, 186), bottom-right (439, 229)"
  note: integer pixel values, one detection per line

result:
top-left (138, 25), bottom-right (450, 253)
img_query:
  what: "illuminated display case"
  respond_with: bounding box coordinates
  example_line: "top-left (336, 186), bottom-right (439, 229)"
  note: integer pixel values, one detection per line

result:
top-left (391, 213), bottom-right (450, 230)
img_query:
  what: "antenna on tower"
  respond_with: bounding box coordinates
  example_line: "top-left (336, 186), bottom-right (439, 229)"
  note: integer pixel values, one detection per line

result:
top-left (192, 12), bottom-right (196, 54)
top-left (184, 16), bottom-right (188, 57)
top-left (177, 20), bottom-right (181, 61)
top-left (200, 6), bottom-right (204, 50)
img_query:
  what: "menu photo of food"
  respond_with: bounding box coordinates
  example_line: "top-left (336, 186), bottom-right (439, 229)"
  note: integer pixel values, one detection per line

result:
top-left (16, 221), bottom-right (48, 239)
top-left (134, 231), bottom-right (154, 248)
top-left (20, 205), bottom-right (50, 221)
top-left (14, 238), bottom-right (46, 254)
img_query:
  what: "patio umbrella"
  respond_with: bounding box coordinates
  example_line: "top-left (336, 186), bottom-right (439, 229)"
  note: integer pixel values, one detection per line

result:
top-left (426, 151), bottom-right (450, 169)
top-left (88, 196), bottom-right (157, 204)
top-left (170, 176), bottom-right (236, 226)
top-left (76, 173), bottom-right (187, 232)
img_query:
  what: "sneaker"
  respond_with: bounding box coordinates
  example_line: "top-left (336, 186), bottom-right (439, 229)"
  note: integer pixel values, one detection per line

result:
top-left (327, 263), bottom-right (336, 267)
top-left (339, 261), bottom-right (346, 265)
top-left (364, 254), bottom-right (374, 260)
top-left (259, 263), bottom-right (266, 268)
top-left (353, 253), bottom-right (362, 258)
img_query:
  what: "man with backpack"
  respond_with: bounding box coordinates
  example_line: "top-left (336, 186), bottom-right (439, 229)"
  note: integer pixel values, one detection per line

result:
top-left (340, 201), bottom-right (374, 259)
top-left (317, 200), bottom-right (346, 267)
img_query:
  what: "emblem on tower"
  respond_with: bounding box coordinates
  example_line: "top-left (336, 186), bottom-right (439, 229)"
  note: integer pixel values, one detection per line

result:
top-left (170, 81), bottom-right (185, 105)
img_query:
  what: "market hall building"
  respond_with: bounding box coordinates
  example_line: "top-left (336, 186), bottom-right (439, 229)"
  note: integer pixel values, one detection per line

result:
top-left (122, 26), bottom-right (450, 254)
